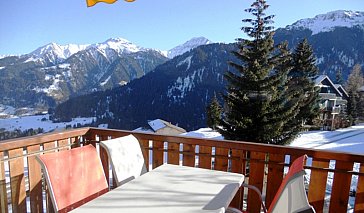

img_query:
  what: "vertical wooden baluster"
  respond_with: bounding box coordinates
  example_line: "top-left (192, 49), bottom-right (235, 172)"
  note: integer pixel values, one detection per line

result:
top-left (43, 142), bottom-right (56, 213)
top-left (214, 147), bottom-right (229, 171)
top-left (8, 148), bottom-right (27, 212)
top-left (70, 137), bottom-right (80, 149)
top-left (231, 149), bottom-right (246, 174)
top-left (308, 158), bottom-right (329, 213)
top-left (183, 144), bottom-right (195, 167)
top-left (247, 152), bottom-right (265, 213)
top-left (329, 160), bottom-right (353, 213)
top-left (0, 151), bottom-right (8, 213)
top-left (85, 132), bottom-right (97, 146)
top-left (167, 142), bottom-right (179, 165)
top-left (354, 163), bottom-right (364, 212)
top-left (152, 140), bottom-right (164, 169)
top-left (230, 149), bottom-right (245, 210)
top-left (58, 139), bottom-right (69, 151)
top-left (139, 139), bottom-right (150, 172)
top-left (265, 153), bottom-right (285, 209)
top-left (27, 145), bottom-right (43, 213)
top-left (198, 145), bottom-right (212, 169)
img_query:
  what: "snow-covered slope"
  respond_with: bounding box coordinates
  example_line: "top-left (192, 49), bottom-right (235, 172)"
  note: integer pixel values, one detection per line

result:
top-left (167, 37), bottom-right (212, 59)
top-left (286, 10), bottom-right (364, 35)
top-left (22, 36), bottom-right (212, 63)
top-left (0, 114), bottom-right (95, 132)
top-left (26, 37), bottom-right (148, 64)
top-left (28, 43), bottom-right (90, 63)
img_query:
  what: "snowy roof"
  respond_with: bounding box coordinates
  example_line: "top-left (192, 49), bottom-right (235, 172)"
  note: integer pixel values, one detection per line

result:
top-left (133, 127), bottom-right (154, 133)
top-left (334, 84), bottom-right (349, 97)
top-left (148, 119), bottom-right (166, 132)
top-left (133, 119), bottom-right (186, 133)
top-left (148, 119), bottom-right (186, 133)
top-left (315, 75), bottom-right (343, 97)
top-left (314, 75), bottom-right (327, 85)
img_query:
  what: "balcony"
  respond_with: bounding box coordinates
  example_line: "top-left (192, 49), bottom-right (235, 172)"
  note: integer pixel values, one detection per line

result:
top-left (0, 127), bottom-right (363, 213)
top-left (319, 93), bottom-right (337, 100)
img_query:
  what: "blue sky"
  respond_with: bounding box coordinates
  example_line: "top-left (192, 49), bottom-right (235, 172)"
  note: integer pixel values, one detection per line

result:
top-left (1, 0), bottom-right (364, 55)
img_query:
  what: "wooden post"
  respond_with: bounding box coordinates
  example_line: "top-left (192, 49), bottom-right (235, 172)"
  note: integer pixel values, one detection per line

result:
top-left (8, 148), bottom-right (27, 213)
top-left (329, 160), bottom-right (353, 213)
top-left (308, 158), bottom-right (330, 213)
top-left (0, 152), bottom-right (8, 213)
top-left (27, 145), bottom-right (44, 213)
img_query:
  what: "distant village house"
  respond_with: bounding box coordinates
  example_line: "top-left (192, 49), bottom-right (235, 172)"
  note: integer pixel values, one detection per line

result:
top-left (134, 119), bottom-right (186, 135)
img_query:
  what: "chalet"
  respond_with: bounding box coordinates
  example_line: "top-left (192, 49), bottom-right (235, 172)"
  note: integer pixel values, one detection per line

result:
top-left (315, 75), bottom-right (349, 130)
top-left (134, 119), bottom-right (186, 135)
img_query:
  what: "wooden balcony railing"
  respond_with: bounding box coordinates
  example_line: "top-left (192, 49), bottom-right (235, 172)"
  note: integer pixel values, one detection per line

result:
top-left (0, 127), bottom-right (363, 213)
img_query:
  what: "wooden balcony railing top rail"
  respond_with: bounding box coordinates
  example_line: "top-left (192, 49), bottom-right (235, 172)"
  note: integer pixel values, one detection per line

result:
top-left (0, 127), bottom-right (363, 213)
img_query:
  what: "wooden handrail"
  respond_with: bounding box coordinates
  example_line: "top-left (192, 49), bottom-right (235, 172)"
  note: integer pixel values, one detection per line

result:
top-left (0, 128), bottom-right (90, 152)
top-left (88, 127), bottom-right (364, 162)
top-left (0, 127), bottom-right (363, 213)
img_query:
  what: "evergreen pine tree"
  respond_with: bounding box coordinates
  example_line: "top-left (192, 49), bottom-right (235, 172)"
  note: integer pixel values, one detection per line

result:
top-left (219, 0), bottom-right (300, 145)
top-left (346, 90), bottom-right (357, 125)
top-left (346, 64), bottom-right (364, 123)
top-left (290, 39), bottom-right (320, 126)
top-left (206, 95), bottom-right (222, 130)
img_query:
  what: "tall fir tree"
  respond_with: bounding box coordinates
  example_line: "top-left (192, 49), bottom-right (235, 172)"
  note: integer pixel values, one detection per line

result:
top-left (289, 39), bottom-right (320, 126)
top-left (345, 64), bottom-right (364, 123)
top-left (346, 90), bottom-right (358, 125)
top-left (219, 0), bottom-right (299, 145)
top-left (206, 95), bottom-right (222, 130)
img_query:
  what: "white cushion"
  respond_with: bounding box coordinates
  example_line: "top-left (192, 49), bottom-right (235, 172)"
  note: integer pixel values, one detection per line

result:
top-left (100, 134), bottom-right (147, 186)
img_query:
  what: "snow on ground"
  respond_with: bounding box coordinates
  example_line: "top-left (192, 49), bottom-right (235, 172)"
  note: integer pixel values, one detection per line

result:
top-left (181, 127), bottom-right (223, 140)
top-left (0, 104), bottom-right (17, 118)
top-left (290, 124), bottom-right (364, 155)
top-left (183, 124), bottom-right (364, 212)
top-left (184, 124), bottom-right (364, 155)
top-left (0, 114), bottom-right (95, 132)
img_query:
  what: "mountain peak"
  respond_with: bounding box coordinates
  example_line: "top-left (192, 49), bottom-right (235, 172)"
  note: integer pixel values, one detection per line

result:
top-left (105, 37), bottom-right (131, 43)
top-left (96, 37), bottom-right (145, 54)
top-left (286, 10), bottom-right (364, 35)
top-left (29, 42), bottom-right (89, 63)
top-left (26, 37), bottom-right (148, 64)
top-left (167, 37), bottom-right (212, 59)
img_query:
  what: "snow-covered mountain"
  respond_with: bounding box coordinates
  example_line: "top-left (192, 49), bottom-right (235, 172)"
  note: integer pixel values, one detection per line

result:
top-left (0, 36), bottom-right (214, 111)
top-left (286, 10), bottom-right (364, 35)
top-left (167, 37), bottom-right (212, 59)
top-left (26, 37), bottom-right (149, 64)
top-left (29, 43), bottom-right (89, 63)
top-left (0, 37), bottom-right (169, 110)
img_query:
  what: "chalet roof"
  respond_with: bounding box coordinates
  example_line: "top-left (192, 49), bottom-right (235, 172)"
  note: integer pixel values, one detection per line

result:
top-left (148, 119), bottom-right (186, 133)
top-left (315, 75), bottom-right (343, 97)
top-left (314, 75), bottom-right (327, 85)
top-left (134, 119), bottom-right (186, 134)
top-left (334, 84), bottom-right (349, 98)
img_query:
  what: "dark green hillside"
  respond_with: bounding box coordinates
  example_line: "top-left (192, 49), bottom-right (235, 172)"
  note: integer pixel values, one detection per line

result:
top-left (54, 43), bottom-right (237, 130)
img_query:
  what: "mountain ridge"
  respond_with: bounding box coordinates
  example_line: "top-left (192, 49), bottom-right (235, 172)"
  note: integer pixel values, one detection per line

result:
top-left (286, 10), bottom-right (364, 35)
